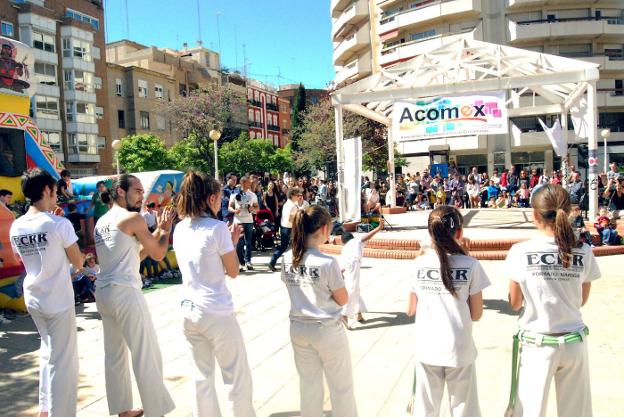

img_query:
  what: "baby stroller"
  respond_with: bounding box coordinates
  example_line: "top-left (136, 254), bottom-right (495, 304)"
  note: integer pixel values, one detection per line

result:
top-left (254, 209), bottom-right (276, 251)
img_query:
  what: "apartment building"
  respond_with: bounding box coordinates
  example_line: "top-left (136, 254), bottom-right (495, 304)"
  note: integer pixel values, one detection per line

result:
top-left (331, 0), bottom-right (624, 174)
top-left (0, 0), bottom-right (112, 176)
top-left (278, 84), bottom-right (329, 147)
top-left (221, 70), bottom-right (249, 139)
top-left (278, 97), bottom-right (291, 147)
top-left (247, 80), bottom-right (282, 147)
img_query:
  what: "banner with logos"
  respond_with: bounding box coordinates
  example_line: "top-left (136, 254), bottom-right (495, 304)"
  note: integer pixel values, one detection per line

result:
top-left (343, 136), bottom-right (362, 222)
top-left (392, 91), bottom-right (508, 142)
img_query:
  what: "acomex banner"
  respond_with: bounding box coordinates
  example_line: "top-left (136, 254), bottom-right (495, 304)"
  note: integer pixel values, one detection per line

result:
top-left (392, 91), bottom-right (508, 142)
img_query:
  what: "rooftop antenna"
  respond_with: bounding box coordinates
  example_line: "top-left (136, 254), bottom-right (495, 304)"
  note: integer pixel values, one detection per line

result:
top-left (196, 0), bottom-right (202, 46)
top-left (124, 0), bottom-right (130, 39)
top-left (216, 11), bottom-right (222, 55)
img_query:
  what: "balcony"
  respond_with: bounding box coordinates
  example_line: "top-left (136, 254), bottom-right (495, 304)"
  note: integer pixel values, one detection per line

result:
top-left (334, 50), bottom-right (372, 85)
top-left (332, 0), bottom-right (369, 42)
top-left (507, 0), bottom-right (545, 9)
top-left (266, 103), bottom-right (279, 112)
top-left (333, 22), bottom-right (370, 66)
top-left (33, 48), bottom-right (58, 65)
top-left (67, 152), bottom-right (100, 163)
top-left (66, 121), bottom-right (99, 134)
top-left (267, 124), bottom-right (280, 132)
top-left (62, 57), bottom-right (95, 73)
top-left (249, 121), bottom-right (263, 129)
top-left (248, 99), bottom-right (262, 108)
top-left (64, 89), bottom-right (96, 103)
top-left (18, 12), bottom-right (56, 33)
top-left (509, 17), bottom-right (624, 44)
top-left (581, 55), bottom-right (624, 72)
top-left (597, 89), bottom-right (624, 107)
top-left (331, 0), bottom-right (354, 18)
top-left (379, 0), bottom-right (481, 36)
top-left (35, 83), bottom-right (60, 98)
top-left (380, 24), bottom-right (481, 67)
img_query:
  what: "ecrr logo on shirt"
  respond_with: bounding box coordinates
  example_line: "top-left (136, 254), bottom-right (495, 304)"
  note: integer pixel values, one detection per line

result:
top-left (416, 267), bottom-right (470, 284)
top-left (12, 232), bottom-right (49, 256)
top-left (94, 224), bottom-right (112, 245)
top-left (526, 252), bottom-right (584, 267)
top-left (284, 264), bottom-right (320, 287)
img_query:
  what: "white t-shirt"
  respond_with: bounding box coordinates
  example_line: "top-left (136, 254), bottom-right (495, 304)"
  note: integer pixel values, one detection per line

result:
top-left (281, 248), bottom-right (345, 322)
top-left (173, 215), bottom-right (235, 315)
top-left (366, 189), bottom-right (380, 204)
top-left (229, 190), bottom-right (257, 224)
top-left (505, 236), bottom-right (601, 334)
top-left (10, 211), bottom-right (78, 314)
top-left (142, 211), bottom-right (157, 229)
top-left (339, 236), bottom-right (364, 284)
top-left (281, 199), bottom-right (298, 228)
top-left (411, 251), bottom-right (491, 367)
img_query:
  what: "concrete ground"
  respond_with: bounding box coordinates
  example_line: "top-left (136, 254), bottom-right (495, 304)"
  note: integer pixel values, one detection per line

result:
top-left (1, 209), bottom-right (622, 417)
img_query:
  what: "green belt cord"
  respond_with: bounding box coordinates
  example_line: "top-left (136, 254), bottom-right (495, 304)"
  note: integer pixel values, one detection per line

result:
top-left (406, 366), bottom-right (416, 414)
top-left (505, 334), bottom-right (521, 417)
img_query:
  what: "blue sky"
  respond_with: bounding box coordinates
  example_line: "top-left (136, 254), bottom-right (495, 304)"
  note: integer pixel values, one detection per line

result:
top-left (104, 0), bottom-right (334, 89)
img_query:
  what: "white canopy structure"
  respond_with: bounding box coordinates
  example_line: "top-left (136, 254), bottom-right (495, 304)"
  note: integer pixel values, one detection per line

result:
top-left (331, 37), bottom-right (602, 219)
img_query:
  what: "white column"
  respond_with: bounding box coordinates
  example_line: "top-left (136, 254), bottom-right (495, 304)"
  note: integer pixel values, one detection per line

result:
top-left (587, 82), bottom-right (599, 220)
top-left (561, 110), bottom-right (569, 188)
top-left (387, 128), bottom-right (396, 207)
top-left (334, 106), bottom-right (347, 221)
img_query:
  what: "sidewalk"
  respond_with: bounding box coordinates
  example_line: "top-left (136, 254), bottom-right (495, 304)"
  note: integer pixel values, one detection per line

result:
top-left (1, 248), bottom-right (622, 417)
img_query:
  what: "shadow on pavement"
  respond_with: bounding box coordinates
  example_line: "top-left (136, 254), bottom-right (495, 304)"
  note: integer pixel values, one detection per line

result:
top-left (483, 299), bottom-right (520, 316)
top-left (268, 412), bottom-right (331, 417)
top-left (352, 312), bottom-right (412, 331)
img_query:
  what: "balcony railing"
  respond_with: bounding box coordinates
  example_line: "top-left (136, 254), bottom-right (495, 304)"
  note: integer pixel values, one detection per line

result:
top-left (266, 103), bottom-right (279, 112)
top-left (516, 16), bottom-right (623, 26)
top-left (598, 88), bottom-right (624, 96)
top-left (267, 124), bottom-right (280, 132)
top-left (248, 99), bottom-right (262, 108)
top-left (249, 121), bottom-right (263, 128)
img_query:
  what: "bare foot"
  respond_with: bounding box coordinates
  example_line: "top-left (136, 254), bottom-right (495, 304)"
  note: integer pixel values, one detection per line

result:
top-left (118, 409), bottom-right (144, 417)
top-left (357, 313), bottom-right (365, 323)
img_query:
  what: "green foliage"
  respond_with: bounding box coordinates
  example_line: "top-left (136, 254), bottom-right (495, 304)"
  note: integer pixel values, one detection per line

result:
top-left (117, 134), bottom-right (171, 173)
top-left (290, 83), bottom-right (307, 151)
top-left (218, 132), bottom-right (295, 176)
top-left (168, 134), bottom-right (212, 173)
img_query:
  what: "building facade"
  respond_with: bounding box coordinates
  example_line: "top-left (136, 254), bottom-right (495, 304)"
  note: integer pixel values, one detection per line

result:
top-left (1, 0), bottom-right (112, 176)
top-left (278, 97), bottom-right (291, 147)
top-left (331, 0), bottom-right (624, 174)
top-left (247, 80), bottom-right (282, 147)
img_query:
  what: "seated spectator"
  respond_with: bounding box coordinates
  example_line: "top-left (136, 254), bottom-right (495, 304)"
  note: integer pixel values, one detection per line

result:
top-left (70, 254), bottom-right (98, 304)
top-left (66, 203), bottom-right (87, 247)
top-left (496, 189), bottom-right (509, 208)
top-left (488, 197), bottom-right (496, 208)
top-left (570, 205), bottom-right (591, 246)
top-left (467, 178), bottom-right (480, 208)
top-left (594, 207), bottom-right (619, 245)
top-left (433, 197), bottom-right (444, 209)
top-left (365, 183), bottom-right (382, 213)
top-left (487, 180), bottom-right (500, 201)
top-left (604, 176), bottom-right (624, 214)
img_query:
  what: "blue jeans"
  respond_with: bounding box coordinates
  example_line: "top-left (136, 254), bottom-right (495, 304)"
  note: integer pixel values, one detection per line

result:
top-left (236, 223), bottom-right (254, 264)
top-left (270, 227), bottom-right (291, 267)
top-left (601, 228), bottom-right (618, 245)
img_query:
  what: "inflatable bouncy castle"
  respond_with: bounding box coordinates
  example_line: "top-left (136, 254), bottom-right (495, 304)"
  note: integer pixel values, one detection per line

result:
top-left (0, 36), bottom-right (63, 311)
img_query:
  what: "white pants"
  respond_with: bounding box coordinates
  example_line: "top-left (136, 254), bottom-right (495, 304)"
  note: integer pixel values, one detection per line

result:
top-left (514, 341), bottom-right (592, 417)
top-left (181, 304), bottom-right (256, 417)
top-left (96, 285), bottom-right (175, 417)
top-left (30, 306), bottom-right (78, 417)
top-left (290, 320), bottom-right (358, 417)
top-left (342, 274), bottom-right (367, 320)
top-left (412, 361), bottom-right (481, 417)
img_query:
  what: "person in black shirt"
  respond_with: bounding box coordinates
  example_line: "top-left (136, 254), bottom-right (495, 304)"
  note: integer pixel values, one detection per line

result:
top-left (57, 169), bottom-right (73, 202)
top-left (604, 177), bottom-right (624, 213)
top-left (66, 203), bottom-right (86, 247)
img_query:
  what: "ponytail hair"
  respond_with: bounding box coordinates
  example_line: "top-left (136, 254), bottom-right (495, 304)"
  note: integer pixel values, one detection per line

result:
top-left (427, 205), bottom-right (467, 296)
top-left (177, 171), bottom-right (221, 219)
top-left (532, 184), bottom-right (576, 268)
top-left (291, 205), bottom-right (332, 269)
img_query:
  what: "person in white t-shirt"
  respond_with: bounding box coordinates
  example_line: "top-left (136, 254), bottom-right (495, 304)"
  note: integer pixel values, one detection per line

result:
top-left (228, 176), bottom-right (259, 271)
top-left (505, 184), bottom-right (601, 417)
top-left (281, 205), bottom-right (358, 417)
top-left (9, 168), bottom-right (84, 417)
top-left (339, 221), bottom-right (384, 329)
top-left (268, 187), bottom-right (302, 272)
top-left (94, 174), bottom-right (176, 417)
top-left (173, 171), bottom-right (256, 417)
top-left (407, 205), bottom-right (490, 417)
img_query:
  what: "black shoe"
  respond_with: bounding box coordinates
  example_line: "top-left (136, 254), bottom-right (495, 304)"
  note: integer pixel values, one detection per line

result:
top-left (268, 264), bottom-right (277, 272)
top-left (246, 262), bottom-right (254, 271)
top-left (239, 267), bottom-right (244, 273)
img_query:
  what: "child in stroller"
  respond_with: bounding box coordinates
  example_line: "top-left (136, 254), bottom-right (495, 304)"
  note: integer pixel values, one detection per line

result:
top-left (254, 208), bottom-right (277, 251)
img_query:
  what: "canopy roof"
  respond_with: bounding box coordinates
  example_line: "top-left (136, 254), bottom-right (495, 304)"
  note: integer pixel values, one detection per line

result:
top-left (331, 37), bottom-right (600, 125)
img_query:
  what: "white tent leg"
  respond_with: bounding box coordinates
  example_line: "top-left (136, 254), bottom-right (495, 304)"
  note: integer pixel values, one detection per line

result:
top-left (587, 81), bottom-right (598, 220)
top-left (387, 128), bottom-right (396, 207)
top-left (334, 106), bottom-right (347, 222)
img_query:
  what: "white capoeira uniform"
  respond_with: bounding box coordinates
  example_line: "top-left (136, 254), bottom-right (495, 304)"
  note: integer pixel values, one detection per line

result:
top-left (173, 214), bottom-right (256, 417)
top-left (95, 206), bottom-right (175, 417)
top-left (281, 249), bottom-right (358, 417)
top-left (505, 237), bottom-right (601, 417)
top-left (339, 236), bottom-right (367, 322)
top-left (10, 211), bottom-right (79, 416)
top-left (410, 251), bottom-right (491, 417)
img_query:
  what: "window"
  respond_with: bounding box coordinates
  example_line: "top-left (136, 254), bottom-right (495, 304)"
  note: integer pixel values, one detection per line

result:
top-left (117, 110), bottom-right (125, 129)
top-left (250, 131), bottom-right (256, 139)
top-left (35, 96), bottom-right (59, 119)
top-left (95, 106), bottom-right (104, 120)
top-left (254, 90), bottom-right (259, 101)
top-left (34, 62), bottom-right (56, 85)
top-left (156, 115), bottom-right (166, 130)
top-left (41, 131), bottom-right (62, 153)
top-left (68, 133), bottom-right (98, 154)
top-left (1, 21), bottom-right (14, 37)
top-left (248, 89), bottom-right (253, 100)
top-left (63, 38), bottom-right (91, 61)
top-left (409, 29), bottom-right (436, 42)
top-left (94, 77), bottom-right (102, 90)
top-left (179, 83), bottom-right (187, 96)
top-left (65, 8), bottom-right (100, 31)
top-left (32, 31), bottom-right (55, 52)
top-left (154, 84), bottom-right (164, 99)
top-left (140, 111), bottom-right (150, 129)
top-left (115, 78), bottom-right (123, 96)
top-left (75, 102), bottom-right (95, 123)
top-left (138, 80), bottom-right (148, 98)
top-left (97, 136), bottom-right (106, 150)
top-left (255, 111), bottom-right (261, 123)
top-left (248, 109), bottom-right (254, 121)
top-left (64, 70), bottom-right (93, 92)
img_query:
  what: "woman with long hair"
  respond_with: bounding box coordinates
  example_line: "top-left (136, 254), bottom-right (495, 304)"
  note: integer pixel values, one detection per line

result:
top-left (506, 184), bottom-right (601, 417)
top-left (407, 205), bottom-right (490, 417)
top-left (281, 205), bottom-right (357, 417)
top-left (173, 171), bottom-right (256, 417)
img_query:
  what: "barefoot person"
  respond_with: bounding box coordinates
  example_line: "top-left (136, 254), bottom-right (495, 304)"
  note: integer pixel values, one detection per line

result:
top-left (173, 172), bottom-right (256, 417)
top-left (9, 168), bottom-right (84, 417)
top-left (94, 174), bottom-right (176, 417)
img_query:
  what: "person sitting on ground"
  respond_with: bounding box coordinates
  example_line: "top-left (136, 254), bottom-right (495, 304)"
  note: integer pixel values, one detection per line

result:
top-left (570, 204), bottom-right (591, 246)
top-left (467, 178), bottom-right (480, 208)
top-left (66, 203), bottom-right (87, 248)
top-left (594, 207), bottom-right (620, 245)
top-left (433, 197), bottom-right (444, 209)
top-left (496, 189), bottom-right (509, 208)
top-left (604, 176), bottom-right (624, 214)
top-left (487, 180), bottom-right (500, 202)
top-left (365, 183), bottom-right (382, 213)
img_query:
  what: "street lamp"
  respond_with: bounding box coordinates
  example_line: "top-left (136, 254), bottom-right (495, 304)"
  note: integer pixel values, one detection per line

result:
top-left (209, 129), bottom-right (221, 180)
top-left (601, 128), bottom-right (611, 173)
top-left (111, 139), bottom-right (122, 176)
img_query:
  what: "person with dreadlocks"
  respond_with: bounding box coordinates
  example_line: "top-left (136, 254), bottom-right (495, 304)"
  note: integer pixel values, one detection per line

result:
top-left (505, 184), bottom-right (601, 417)
top-left (407, 205), bottom-right (490, 417)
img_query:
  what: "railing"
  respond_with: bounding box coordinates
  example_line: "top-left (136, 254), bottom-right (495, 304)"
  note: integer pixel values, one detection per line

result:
top-left (249, 121), bottom-right (263, 128)
top-left (267, 124), bottom-right (280, 132)
top-left (380, 0), bottom-right (458, 25)
top-left (381, 27), bottom-right (472, 55)
top-left (516, 16), bottom-right (623, 26)
top-left (597, 88), bottom-right (624, 97)
top-left (266, 103), bottom-right (279, 112)
top-left (248, 99), bottom-right (262, 108)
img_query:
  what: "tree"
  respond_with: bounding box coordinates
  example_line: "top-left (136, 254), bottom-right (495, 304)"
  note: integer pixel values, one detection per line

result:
top-left (167, 133), bottom-right (212, 173)
top-left (117, 134), bottom-right (171, 173)
top-left (218, 132), bottom-right (295, 176)
top-left (290, 83), bottom-right (307, 151)
top-left (163, 82), bottom-right (243, 174)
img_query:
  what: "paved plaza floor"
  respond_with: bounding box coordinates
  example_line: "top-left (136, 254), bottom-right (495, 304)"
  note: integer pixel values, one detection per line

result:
top-left (1, 209), bottom-right (623, 417)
